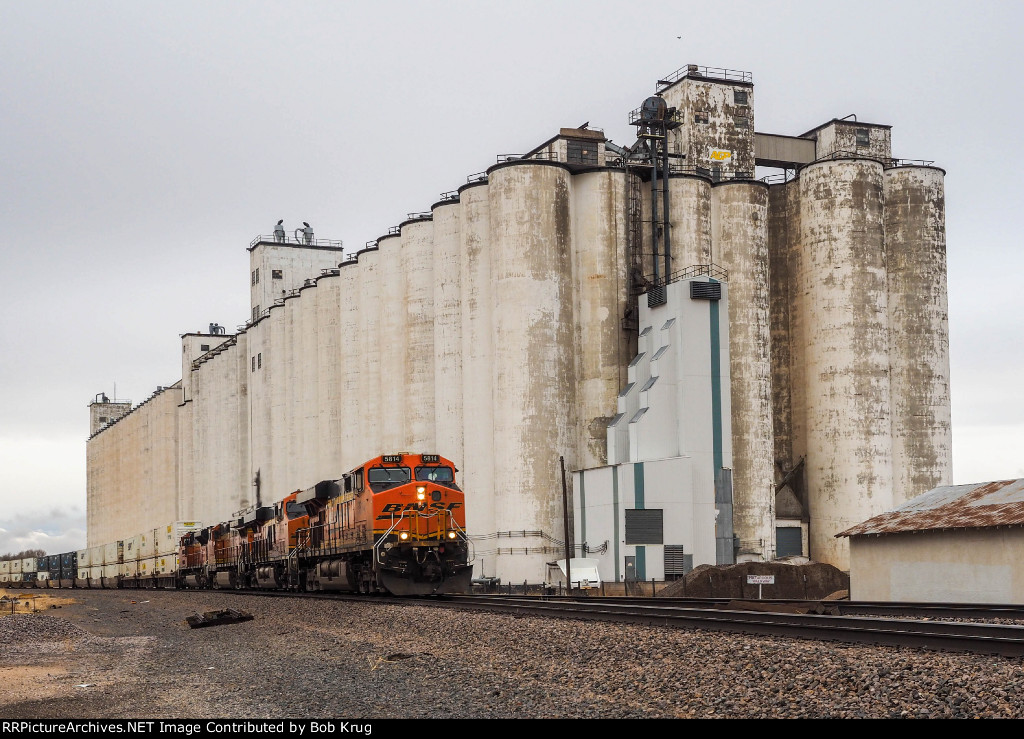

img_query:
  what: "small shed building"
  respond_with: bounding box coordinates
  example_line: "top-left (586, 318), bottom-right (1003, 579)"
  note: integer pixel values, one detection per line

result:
top-left (837, 479), bottom-right (1024, 604)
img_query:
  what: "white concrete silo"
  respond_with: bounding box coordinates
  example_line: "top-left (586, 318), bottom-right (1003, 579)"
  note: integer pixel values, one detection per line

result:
top-left (376, 233), bottom-right (406, 452)
top-left (315, 271), bottom-right (342, 481)
top-left (431, 199), bottom-right (464, 466)
top-left (357, 248), bottom-right (382, 466)
top-left (798, 158), bottom-right (893, 568)
top-left (884, 165), bottom-right (952, 505)
top-left (488, 161), bottom-right (577, 583)
top-left (338, 260), bottom-right (362, 471)
top-left (458, 181), bottom-right (496, 576)
top-left (571, 168), bottom-right (630, 471)
top-left (711, 180), bottom-right (774, 560)
top-left (401, 217), bottom-right (436, 452)
top-left (266, 303), bottom-right (288, 502)
top-left (667, 174), bottom-right (713, 269)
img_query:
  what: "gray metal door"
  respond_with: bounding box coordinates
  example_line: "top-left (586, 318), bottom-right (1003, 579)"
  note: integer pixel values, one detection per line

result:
top-left (776, 526), bottom-right (802, 558)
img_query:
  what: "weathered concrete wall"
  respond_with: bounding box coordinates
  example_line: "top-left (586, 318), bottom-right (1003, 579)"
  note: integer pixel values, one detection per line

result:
top-left (849, 529), bottom-right (1024, 604)
top-left (377, 233), bottom-right (405, 452)
top-left (458, 182), bottom-right (496, 577)
top-left (86, 386), bottom-right (181, 546)
top-left (401, 218), bottom-right (436, 451)
top-left (661, 77), bottom-right (755, 175)
top-left (489, 161), bottom-right (577, 582)
top-left (315, 271), bottom-right (343, 481)
top-left (432, 200), bottom-right (464, 471)
top-left (767, 181), bottom-right (797, 478)
top-left (798, 159), bottom-right (892, 569)
top-left (712, 181), bottom-right (774, 559)
top-left (249, 242), bottom-right (342, 322)
top-left (356, 248), bottom-right (382, 467)
top-left (189, 337), bottom-right (249, 524)
top-left (884, 167), bottom-right (953, 505)
top-left (338, 263), bottom-right (361, 471)
top-left (811, 121), bottom-right (891, 162)
top-left (571, 169), bottom-right (629, 470)
top-left (667, 175), bottom-right (713, 270)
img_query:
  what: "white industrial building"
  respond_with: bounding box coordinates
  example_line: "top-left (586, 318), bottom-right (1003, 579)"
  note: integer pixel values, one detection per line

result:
top-left (86, 63), bottom-right (952, 583)
top-left (838, 479), bottom-right (1024, 604)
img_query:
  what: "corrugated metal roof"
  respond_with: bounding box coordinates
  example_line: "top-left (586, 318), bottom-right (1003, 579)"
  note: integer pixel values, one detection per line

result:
top-left (836, 479), bottom-right (1024, 538)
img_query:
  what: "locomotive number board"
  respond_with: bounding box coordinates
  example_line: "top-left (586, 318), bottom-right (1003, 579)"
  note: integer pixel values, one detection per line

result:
top-left (421, 454), bottom-right (440, 463)
top-left (382, 455), bottom-right (403, 464)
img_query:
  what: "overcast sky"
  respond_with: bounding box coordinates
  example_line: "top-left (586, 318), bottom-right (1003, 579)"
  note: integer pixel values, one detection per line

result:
top-left (2, 1), bottom-right (1021, 555)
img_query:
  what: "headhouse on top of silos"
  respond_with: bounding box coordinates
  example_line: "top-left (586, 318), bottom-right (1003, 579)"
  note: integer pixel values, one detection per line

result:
top-left (838, 479), bottom-right (1024, 604)
top-left (85, 63), bottom-right (951, 585)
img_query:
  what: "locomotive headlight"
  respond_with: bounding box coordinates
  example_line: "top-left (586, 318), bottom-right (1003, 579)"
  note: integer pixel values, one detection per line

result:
top-left (399, 532), bottom-right (409, 541)
top-left (416, 486), bottom-right (426, 500)
top-left (447, 532), bottom-right (456, 539)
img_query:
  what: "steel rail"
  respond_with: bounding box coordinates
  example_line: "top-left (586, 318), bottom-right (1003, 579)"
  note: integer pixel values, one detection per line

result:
top-left (536, 596), bottom-right (1024, 622)
top-left (431, 596), bottom-right (1024, 657)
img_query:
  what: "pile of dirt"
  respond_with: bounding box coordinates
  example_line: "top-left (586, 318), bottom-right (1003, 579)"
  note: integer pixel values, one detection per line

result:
top-left (0, 589), bottom-right (77, 616)
top-left (658, 561), bottom-right (849, 600)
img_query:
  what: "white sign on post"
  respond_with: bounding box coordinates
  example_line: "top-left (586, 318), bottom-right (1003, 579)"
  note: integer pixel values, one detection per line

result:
top-left (747, 574), bottom-right (775, 600)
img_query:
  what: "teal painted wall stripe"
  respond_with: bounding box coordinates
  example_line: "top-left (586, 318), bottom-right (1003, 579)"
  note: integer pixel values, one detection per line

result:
top-left (636, 546), bottom-right (646, 581)
top-left (634, 462), bottom-right (645, 509)
top-left (612, 468), bottom-right (620, 582)
top-left (709, 280), bottom-right (723, 471)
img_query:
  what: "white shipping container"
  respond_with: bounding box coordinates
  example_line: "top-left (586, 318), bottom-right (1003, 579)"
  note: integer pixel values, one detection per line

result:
top-left (155, 554), bottom-right (179, 574)
top-left (89, 545), bottom-right (105, 567)
top-left (21, 558), bottom-right (37, 573)
top-left (103, 541), bottom-right (124, 565)
top-left (0, 561), bottom-right (9, 574)
top-left (10, 559), bottom-right (21, 574)
top-left (123, 535), bottom-right (141, 562)
top-left (121, 560), bottom-right (138, 578)
top-left (102, 563), bottom-right (119, 579)
top-left (138, 557), bottom-right (156, 577)
top-left (0, 573), bottom-right (9, 583)
top-left (10, 572), bottom-right (23, 583)
top-left (77, 568), bottom-right (90, 580)
top-left (88, 565), bottom-right (103, 580)
top-left (77, 549), bottom-right (91, 567)
top-left (36, 571), bottom-right (51, 583)
top-left (157, 521), bottom-right (204, 555)
top-left (140, 531), bottom-right (155, 559)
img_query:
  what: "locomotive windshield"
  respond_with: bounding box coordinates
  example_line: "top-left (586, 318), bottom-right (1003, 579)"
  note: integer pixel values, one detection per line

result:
top-left (285, 500), bottom-right (307, 519)
top-left (415, 466), bottom-right (454, 483)
top-left (368, 466), bottom-right (411, 492)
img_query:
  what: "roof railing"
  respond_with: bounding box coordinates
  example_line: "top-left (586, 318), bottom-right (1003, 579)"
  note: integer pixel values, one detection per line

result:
top-left (656, 64), bottom-right (752, 90)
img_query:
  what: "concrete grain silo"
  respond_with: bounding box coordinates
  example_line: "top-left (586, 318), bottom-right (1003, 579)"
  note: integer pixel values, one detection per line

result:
top-left (315, 270), bottom-right (342, 482)
top-left (338, 261), bottom-right (362, 470)
top-left (458, 181), bottom-right (496, 575)
top-left (356, 246), bottom-right (382, 467)
top-left (884, 165), bottom-right (952, 506)
top-left (571, 168), bottom-right (630, 470)
top-left (667, 174), bottom-right (713, 267)
top-left (401, 216), bottom-right (436, 451)
top-left (711, 180), bottom-right (774, 558)
top-left (489, 160), bottom-right (577, 582)
top-left (797, 158), bottom-right (893, 568)
top-left (377, 233), bottom-right (405, 452)
top-left (431, 197), bottom-right (464, 470)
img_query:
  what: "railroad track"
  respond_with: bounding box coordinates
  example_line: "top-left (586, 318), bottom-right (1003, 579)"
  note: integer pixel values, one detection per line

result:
top-left (25, 585), bottom-right (1024, 657)
top-left (426, 595), bottom-right (1024, 657)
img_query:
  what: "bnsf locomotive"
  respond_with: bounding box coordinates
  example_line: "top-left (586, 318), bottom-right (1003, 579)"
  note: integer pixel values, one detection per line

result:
top-left (5, 453), bottom-right (473, 597)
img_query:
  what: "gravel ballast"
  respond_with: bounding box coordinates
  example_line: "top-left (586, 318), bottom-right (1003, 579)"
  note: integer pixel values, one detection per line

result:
top-left (2, 589), bottom-right (1023, 719)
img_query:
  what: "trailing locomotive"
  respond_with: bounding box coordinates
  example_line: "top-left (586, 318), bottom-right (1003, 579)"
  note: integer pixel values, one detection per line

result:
top-left (9, 453), bottom-right (473, 597)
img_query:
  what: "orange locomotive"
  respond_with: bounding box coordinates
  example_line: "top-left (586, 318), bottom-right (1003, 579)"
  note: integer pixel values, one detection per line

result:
top-left (179, 453), bottom-right (473, 596)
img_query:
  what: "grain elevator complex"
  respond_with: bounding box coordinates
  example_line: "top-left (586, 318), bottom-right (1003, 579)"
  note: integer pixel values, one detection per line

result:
top-left (86, 64), bottom-right (951, 584)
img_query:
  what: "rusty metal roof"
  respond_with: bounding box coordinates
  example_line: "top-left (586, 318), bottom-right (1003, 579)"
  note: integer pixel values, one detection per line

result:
top-left (836, 479), bottom-right (1024, 538)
